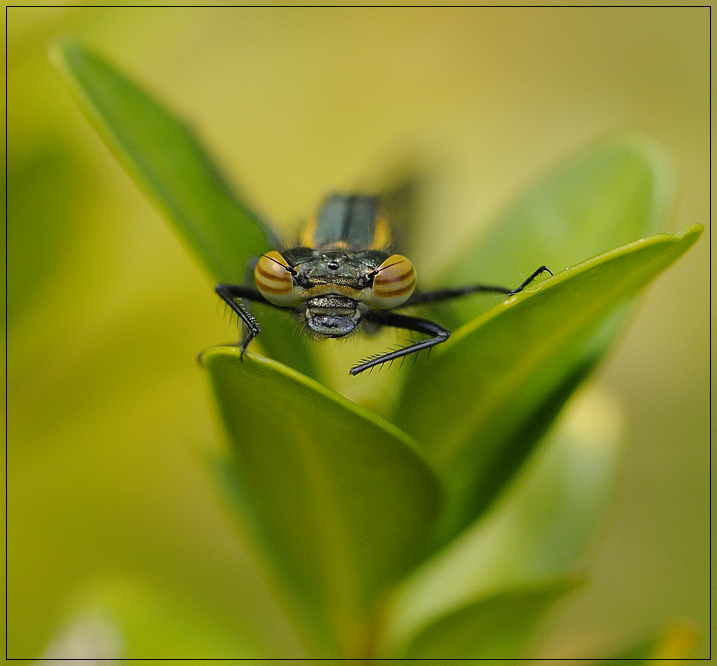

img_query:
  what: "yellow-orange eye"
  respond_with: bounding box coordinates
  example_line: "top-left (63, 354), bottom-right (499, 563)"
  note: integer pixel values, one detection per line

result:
top-left (367, 254), bottom-right (416, 309)
top-left (255, 251), bottom-right (296, 306)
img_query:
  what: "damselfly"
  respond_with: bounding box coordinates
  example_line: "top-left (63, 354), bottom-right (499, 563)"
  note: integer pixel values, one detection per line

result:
top-left (217, 194), bottom-right (551, 375)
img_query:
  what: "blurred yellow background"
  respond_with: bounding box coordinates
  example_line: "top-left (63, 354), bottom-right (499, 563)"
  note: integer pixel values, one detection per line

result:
top-left (7, 6), bottom-right (709, 658)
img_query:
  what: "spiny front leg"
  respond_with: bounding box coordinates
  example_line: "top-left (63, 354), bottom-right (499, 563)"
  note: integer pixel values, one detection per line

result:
top-left (215, 284), bottom-right (264, 355)
top-left (350, 311), bottom-right (450, 375)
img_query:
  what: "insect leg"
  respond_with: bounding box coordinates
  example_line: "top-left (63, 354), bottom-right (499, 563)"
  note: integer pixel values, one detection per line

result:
top-left (215, 284), bottom-right (268, 354)
top-left (506, 265), bottom-right (553, 295)
top-left (405, 265), bottom-right (552, 305)
top-left (350, 311), bottom-right (450, 375)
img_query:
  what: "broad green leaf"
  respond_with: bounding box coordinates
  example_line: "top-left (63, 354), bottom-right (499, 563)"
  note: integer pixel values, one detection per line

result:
top-left (381, 387), bottom-right (621, 656)
top-left (404, 140), bottom-right (674, 463)
top-left (401, 577), bottom-right (580, 659)
top-left (391, 137), bottom-right (678, 540)
top-left (436, 136), bottom-right (674, 327)
top-left (50, 577), bottom-right (269, 658)
top-left (397, 224), bottom-right (702, 540)
top-left (50, 41), bottom-right (314, 376)
top-left (203, 348), bottom-right (442, 657)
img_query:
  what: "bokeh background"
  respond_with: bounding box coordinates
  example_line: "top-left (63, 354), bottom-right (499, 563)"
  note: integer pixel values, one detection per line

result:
top-left (7, 6), bottom-right (710, 659)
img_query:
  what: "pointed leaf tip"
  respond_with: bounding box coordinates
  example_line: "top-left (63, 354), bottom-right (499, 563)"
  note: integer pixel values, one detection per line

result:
top-left (398, 223), bottom-right (702, 541)
top-left (49, 39), bottom-right (272, 283)
top-left (402, 576), bottom-right (582, 659)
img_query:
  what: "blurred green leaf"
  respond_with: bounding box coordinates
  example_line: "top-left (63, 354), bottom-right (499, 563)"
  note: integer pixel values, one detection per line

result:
top-left (203, 347), bottom-right (442, 657)
top-left (381, 387), bottom-right (621, 656)
top-left (50, 40), bottom-right (314, 376)
top-left (50, 40), bottom-right (271, 282)
top-left (401, 577), bottom-right (581, 659)
top-left (438, 137), bottom-right (674, 326)
top-left (595, 623), bottom-right (700, 663)
top-left (397, 224), bottom-right (702, 540)
top-left (7, 144), bottom-right (85, 327)
top-left (56, 577), bottom-right (268, 658)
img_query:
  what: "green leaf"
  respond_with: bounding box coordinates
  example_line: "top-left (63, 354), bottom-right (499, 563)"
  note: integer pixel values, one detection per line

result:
top-left (391, 137), bottom-right (680, 541)
top-left (53, 577), bottom-right (269, 658)
top-left (381, 387), bottom-right (621, 656)
top-left (203, 347), bottom-right (442, 657)
top-left (49, 41), bottom-right (314, 376)
top-left (595, 623), bottom-right (700, 663)
top-left (401, 577), bottom-right (581, 659)
top-left (436, 136), bottom-right (674, 326)
top-left (397, 224), bottom-right (702, 540)
top-left (50, 41), bottom-right (271, 282)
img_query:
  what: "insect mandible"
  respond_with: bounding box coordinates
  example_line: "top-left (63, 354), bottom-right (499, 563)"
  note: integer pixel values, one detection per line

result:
top-left (216, 194), bottom-right (551, 375)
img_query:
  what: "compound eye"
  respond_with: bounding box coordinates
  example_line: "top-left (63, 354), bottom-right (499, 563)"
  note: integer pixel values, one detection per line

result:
top-left (255, 251), bottom-right (296, 306)
top-left (370, 254), bottom-right (416, 309)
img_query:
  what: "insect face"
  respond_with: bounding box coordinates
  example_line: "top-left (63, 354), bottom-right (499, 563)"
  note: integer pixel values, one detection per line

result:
top-left (255, 246), bottom-right (416, 338)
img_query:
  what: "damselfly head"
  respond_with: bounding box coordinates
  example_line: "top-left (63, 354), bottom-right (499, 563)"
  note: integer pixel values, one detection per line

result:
top-left (254, 196), bottom-right (418, 337)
